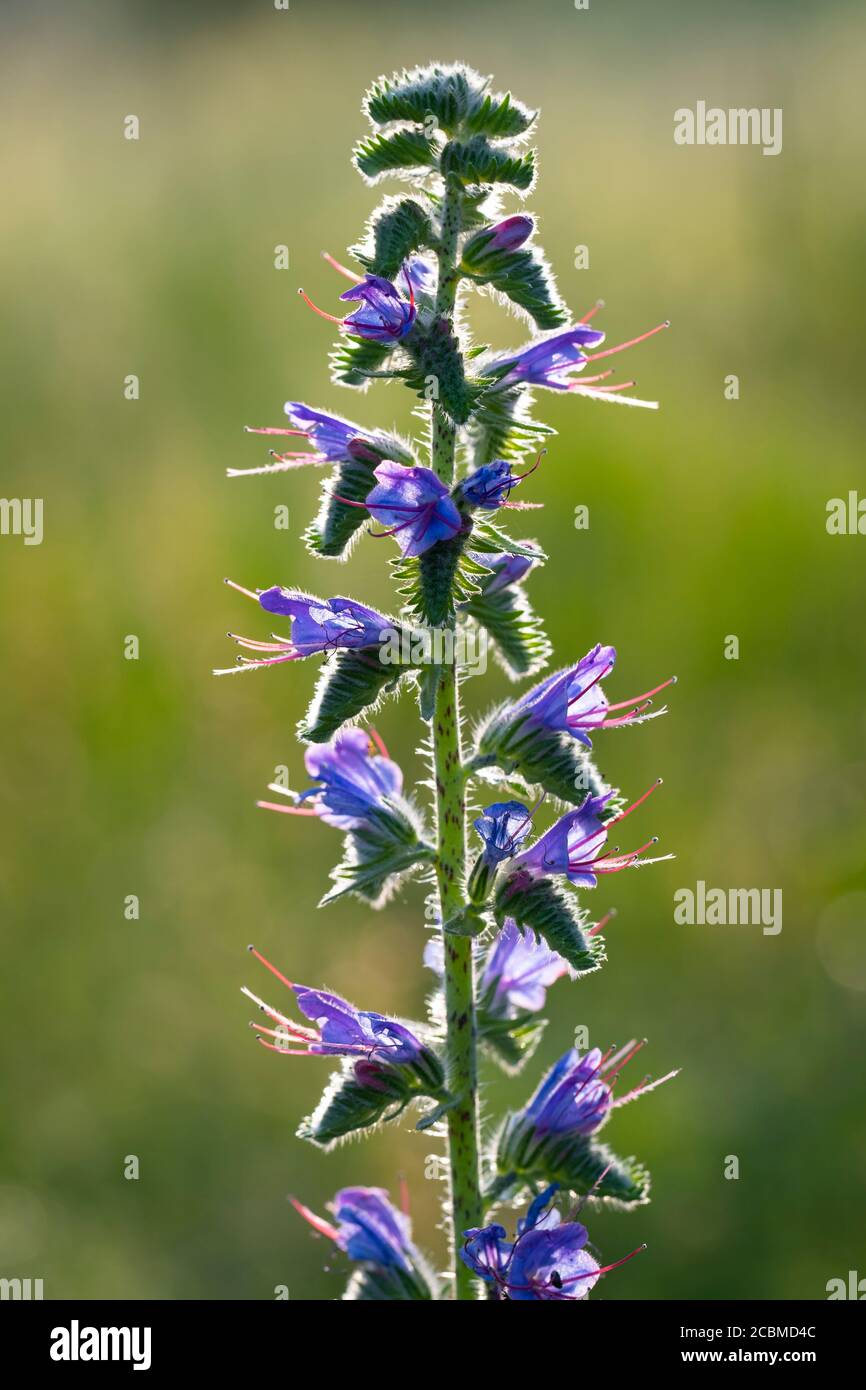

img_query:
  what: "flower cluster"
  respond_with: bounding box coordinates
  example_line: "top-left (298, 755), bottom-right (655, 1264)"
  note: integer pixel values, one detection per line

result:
top-left (218, 61), bottom-right (676, 1301)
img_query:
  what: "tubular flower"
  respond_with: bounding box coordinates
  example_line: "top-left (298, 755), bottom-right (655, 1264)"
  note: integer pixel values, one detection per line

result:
top-left (292, 1186), bottom-right (438, 1299)
top-left (509, 783), bottom-right (670, 889)
top-left (215, 582), bottom-right (389, 675)
top-left (480, 918), bottom-right (573, 1018)
top-left (459, 453), bottom-right (543, 511)
top-left (487, 310), bottom-right (669, 408)
top-left (229, 403), bottom-right (368, 478)
top-left (473, 801), bottom-right (535, 866)
top-left (300, 268), bottom-right (416, 343)
top-left (472, 543), bottom-right (541, 595)
top-left (242, 945), bottom-right (426, 1064)
top-left (363, 461), bottom-right (463, 557)
top-left (462, 1185), bottom-right (644, 1300)
top-left (256, 727), bottom-right (402, 830)
top-left (517, 1041), bottom-right (680, 1140)
top-left (514, 643), bottom-right (676, 748)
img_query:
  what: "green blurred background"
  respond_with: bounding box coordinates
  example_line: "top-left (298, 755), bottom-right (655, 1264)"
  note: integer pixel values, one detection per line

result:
top-left (2, 0), bottom-right (865, 1300)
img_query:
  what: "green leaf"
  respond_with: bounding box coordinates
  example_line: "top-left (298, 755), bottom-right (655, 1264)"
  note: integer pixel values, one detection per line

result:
top-left (440, 136), bottom-right (536, 192)
top-left (329, 333), bottom-right (396, 390)
top-left (464, 88), bottom-right (535, 138)
top-left (493, 875), bottom-right (605, 976)
top-left (495, 1114), bottom-right (652, 1208)
top-left (323, 800), bottom-right (434, 907)
top-left (352, 197), bottom-right (434, 280)
top-left (464, 247), bottom-right (568, 330)
top-left (464, 386), bottom-right (554, 469)
top-left (299, 646), bottom-right (410, 744)
top-left (364, 63), bottom-right (479, 135)
top-left (474, 703), bottom-right (616, 808)
top-left (353, 129), bottom-right (439, 183)
top-left (298, 1043), bottom-right (445, 1147)
top-left (392, 539), bottom-right (488, 628)
top-left (463, 583), bottom-right (552, 681)
top-left (479, 1012), bottom-right (547, 1076)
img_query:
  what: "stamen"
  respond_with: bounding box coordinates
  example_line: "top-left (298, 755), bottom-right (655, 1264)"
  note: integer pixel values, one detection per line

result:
top-left (584, 320), bottom-right (669, 363)
top-left (368, 728), bottom-right (390, 760)
top-left (587, 907), bottom-right (617, 937)
top-left (321, 250), bottom-right (362, 283)
top-left (606, 779), bottom-right (663, 828)
top-left (560, 1243), bottom-right (646, 1286)
top-left (298, 288), bottom-right (344, 324)
top-left (244, 426), bottom-right (309, 437)
top-left (289, 1196), bottom-right (341, 1243)
top-left (578, 299), bottom-right (605, 324)
top-left (223, 578), bottom-right (261, 601)
top-left (257, 799), bottom-right (320, 816)
top-left (247, 944), bottom-right (295, 992)
top-left (604, 676), bottom-right (677, 713)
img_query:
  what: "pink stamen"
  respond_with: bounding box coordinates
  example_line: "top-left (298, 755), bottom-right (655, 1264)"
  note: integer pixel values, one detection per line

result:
top-left (244, 426), bottom-right (309, 438)
top-left (604, 676), bottom-right (676, 713)
top-left (257, 799), bottom-right (320, 816)
top-left (560, 1243), bottom-right (646, 1287)
top-left (578, 299), bottom-right (604, 324)
top-left (298, 288), bottom-right (344, 324)
top-left (587, 907), bottom-right (617, 937)
top-left (584, 320), bottom-right (669, 363)
top-left (399, 1173), bottom-right (411, 1217)
top-left (606, 779), bottom-right (663, 828)
top-left (290, 1196), bottom-right (341, 1243)
top-left (568, 370), bottom-right (613, 386)
top-left (322, 250), bottom-right (362, 283)
top-left (248, 944), bottom-right (295, 992)
top-left (223, 578), bottom-right (260, 601)
top-left (369, 728), bottom-right (390, 760)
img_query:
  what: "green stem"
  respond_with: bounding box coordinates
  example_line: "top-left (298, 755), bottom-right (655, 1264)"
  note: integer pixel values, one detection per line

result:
top-left (430, 176), bottom-right (482, 1299)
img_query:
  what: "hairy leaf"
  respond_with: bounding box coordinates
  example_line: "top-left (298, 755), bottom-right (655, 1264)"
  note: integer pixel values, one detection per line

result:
top-left (354, 129), bottom-right (439, 183)
top-left (299, 647), bottom-right (410, 744)
top-left (493, 875), bottom-right (605, 976)
top-left (352, 197), bottom-right (434, 280)
top-left (495, 1114), bottom-right (652, 1208)
top-left (440, 136), bottom-right (536, 192)
top-left (463, 582), bottom-right (551, 680)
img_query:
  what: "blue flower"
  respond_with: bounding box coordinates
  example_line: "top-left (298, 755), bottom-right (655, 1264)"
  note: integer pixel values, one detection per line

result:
top-left (300, 268), bottom-right (417, 343)
top-left (364, 461), bottom-right (463, 557)
top-left (292, 1186), bottom-right (419, 1274)
top-left (242, 944), bottom-right (425, 1065)
top-left (513, 644), bottom-right (675, 747)
top-left (510, 784), bottom-right (668, 888)
top-left (486, 317), bottom-right (668, 408)
top-left (460, 453), bottom-right (543, 511)
top-left (291, 728), bottom-right (403, 830)
top-left (473, 801), bottom-right (534, 865)
top-left (520, 1046), bottom-right (614, 1136)
top-left (462, 1185), bottom-right (644, 1300)
top-left (474, 545), bottom-right (541, 595)
top-left (215, 582), bottom-right (390, 674)
top-left (480, 918), bottom-right (572, 1018)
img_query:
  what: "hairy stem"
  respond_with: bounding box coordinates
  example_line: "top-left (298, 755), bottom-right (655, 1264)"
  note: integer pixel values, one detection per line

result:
top-left (430, 176), bottom-right (482, 1299)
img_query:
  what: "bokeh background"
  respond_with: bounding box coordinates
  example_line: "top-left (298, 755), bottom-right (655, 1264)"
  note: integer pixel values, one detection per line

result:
top-left (2, 0), bottom-right (865, 1300)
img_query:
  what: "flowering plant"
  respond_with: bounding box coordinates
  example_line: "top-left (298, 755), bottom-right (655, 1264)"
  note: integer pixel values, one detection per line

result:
top-left (218, 62), bottom-right (677, 1300)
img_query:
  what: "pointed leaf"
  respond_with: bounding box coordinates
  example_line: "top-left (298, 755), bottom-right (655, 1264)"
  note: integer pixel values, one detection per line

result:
top-left (354, 129), bottom-right (439, 183)
top-left (493, 875), bottom-right (605, 976)
top-left (352, 197), bottom-right (434, 279)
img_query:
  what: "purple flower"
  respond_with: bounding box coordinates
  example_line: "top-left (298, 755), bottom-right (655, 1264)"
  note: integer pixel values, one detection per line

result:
top-left (215, 582), bottom-right (389, 675)
top-left (230, 403), bottom-right (371, 478)
top-left (460, 457), bottom-right (538, 510)
top-left (514, 643), bottom-right (675, 748)
top-left (517, 1040), bottom-right (679, 1141)
top-left (487, 315), bottom-right (669, 408)
top-left (509, 784), bottom-right (668, 888)
top-left (462, 1185), bottom-right (643, 1300)
top-left (364, 461), bottom-right (463, 557)
top-left (521, 1046), bottom-right (614, 1137)
top-left (480, 918), bottom-right (572, 1018)
top-left (474, 545), bottom-right (541, 595)
top-left (486, 215), bottom-right (534, 252)
top-left (473, 801), bottom-right (535, 865)
top-left (298, 728), bottom-right (402, 829)
top-left (242, 944), bottom-right (424, 1064)
top-left (462, 216), bottom-right (534, 266)
top-left (403, 255), bottom-right (436, 295)
top-left (292, 1186), bottom-right (419, 1274)
top-left (299, 268), bottom-right (417, 343)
